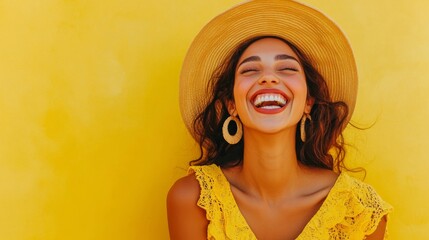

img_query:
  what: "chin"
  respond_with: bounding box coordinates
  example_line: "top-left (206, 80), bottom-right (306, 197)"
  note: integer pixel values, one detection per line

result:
top-left (250, 124), bottom-right (296, 135)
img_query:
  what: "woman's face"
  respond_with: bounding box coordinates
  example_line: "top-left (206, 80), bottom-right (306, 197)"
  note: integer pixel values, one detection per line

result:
top-left (232, 37), bottom-right (312, 134)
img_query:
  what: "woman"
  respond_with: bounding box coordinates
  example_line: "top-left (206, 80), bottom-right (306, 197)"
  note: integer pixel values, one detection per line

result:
top-left (168, 1), bottom-right (392, 239)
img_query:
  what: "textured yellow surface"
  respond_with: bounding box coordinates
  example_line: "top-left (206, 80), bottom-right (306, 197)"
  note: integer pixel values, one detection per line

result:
top-left (0, 0), bottom-right (427, 239)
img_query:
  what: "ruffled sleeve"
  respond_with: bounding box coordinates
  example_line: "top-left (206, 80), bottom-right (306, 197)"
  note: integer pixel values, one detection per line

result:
top-left (297, 173), bottom-right (393, 240)
top-left (188, 165), bottom-right (256, 240)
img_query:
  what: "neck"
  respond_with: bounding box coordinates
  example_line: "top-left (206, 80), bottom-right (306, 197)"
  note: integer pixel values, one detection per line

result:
top-left (239, 127), bottom-right (303, 202)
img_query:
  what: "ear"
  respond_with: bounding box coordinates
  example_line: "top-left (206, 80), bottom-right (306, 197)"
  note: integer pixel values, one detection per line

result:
top-left (304, 97), bottom-right (315, 114)
top-left (226, 100), bottom-right (237, 116)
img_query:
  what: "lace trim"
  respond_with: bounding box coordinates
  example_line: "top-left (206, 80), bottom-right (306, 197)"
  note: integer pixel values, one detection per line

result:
top-left (189, 165), bottom-right (392, 240)
top-left (189, 165), bottom-right (255, 239)
top-left (296, 173), bottom-right (393, 240)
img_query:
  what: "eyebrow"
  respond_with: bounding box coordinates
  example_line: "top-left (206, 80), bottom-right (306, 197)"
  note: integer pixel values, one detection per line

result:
top-left (275, 54), bottom-right (299, 62)
top-left (238, 56), bottom-right (260, 67)
top-left (237, 54), bottom-right (300, 67)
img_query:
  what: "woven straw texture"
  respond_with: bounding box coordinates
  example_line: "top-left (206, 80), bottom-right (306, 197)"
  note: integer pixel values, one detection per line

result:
top-left (179, 0), bottom-right (358, 139)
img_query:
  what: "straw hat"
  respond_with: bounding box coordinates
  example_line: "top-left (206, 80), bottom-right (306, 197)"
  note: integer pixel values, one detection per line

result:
top-left (179, 0), bottom-right (358, 140)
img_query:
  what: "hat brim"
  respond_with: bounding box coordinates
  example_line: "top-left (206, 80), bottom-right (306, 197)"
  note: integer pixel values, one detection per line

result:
top-left (180, 0), bottom-right (358, 140)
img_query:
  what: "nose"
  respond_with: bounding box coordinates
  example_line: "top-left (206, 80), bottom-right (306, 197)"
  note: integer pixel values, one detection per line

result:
top-left (258, 73), bottom-right (280, 85)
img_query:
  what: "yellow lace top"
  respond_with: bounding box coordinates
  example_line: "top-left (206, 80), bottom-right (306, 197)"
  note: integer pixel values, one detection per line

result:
top-left (189, 164), bottom-right (393, 240)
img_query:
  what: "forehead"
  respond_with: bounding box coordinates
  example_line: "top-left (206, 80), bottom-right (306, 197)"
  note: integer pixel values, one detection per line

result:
top-left (239, 38), bottom-right (299, 60)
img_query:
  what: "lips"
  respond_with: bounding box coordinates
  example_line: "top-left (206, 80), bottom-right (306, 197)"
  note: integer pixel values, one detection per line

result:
top-left (250, 89), bottom-right (288, 114)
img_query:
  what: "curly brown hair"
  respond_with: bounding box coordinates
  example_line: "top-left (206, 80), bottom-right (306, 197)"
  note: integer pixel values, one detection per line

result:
top-left (191, 36), bottom-right (349, 173)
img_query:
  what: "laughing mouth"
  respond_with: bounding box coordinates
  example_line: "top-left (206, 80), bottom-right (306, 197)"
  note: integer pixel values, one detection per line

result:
top-left (253, 93), bottom-right (287, 109)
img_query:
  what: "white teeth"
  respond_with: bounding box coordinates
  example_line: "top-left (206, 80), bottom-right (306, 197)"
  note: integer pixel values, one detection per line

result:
top-left (261, 105), bottom-right (281, 109)
top-left (253, 93), bottom-right (287, 108)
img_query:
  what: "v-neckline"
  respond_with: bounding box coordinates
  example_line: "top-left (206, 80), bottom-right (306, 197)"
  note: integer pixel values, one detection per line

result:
top-left (216, 165), bottom-right (344, 239)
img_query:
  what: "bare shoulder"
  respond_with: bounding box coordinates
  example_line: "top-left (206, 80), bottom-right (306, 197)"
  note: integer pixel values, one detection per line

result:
top-left (318, 168), bottom-right (339, 189)
top-left (166, 173), bottom-right (208, 240)
top-left (300, 167), bottom-right (339, 195)
top-left (365, 215), bottom-right (387, 240)
top-left (167, 173), bottom-right (200, 204)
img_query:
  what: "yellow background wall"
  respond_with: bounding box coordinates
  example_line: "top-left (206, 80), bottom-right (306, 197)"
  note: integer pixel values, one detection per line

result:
top-left (0, 0), bottom-right (427, 239)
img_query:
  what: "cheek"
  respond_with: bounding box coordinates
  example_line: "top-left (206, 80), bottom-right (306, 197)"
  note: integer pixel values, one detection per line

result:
top-left (232, 79), bottom-right (253, 117)
top-left (285, 77), bottom-right (309, 113)
top-left (233, 78), bottom-right (253, 101)
top-left (287, 76), bottom-right (308, 96)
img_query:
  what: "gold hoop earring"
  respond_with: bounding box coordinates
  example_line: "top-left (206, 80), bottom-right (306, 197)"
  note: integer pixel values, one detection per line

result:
top-left (300, 113), bottom-right (312, 142)
top-left (222, 115), bottom-right (243, 144)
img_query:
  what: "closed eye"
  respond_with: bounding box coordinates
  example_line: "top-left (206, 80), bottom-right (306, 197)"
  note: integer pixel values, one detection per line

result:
top-left (279, 67), bottom-right (298, 72)
top-left (240, 68), bottom-right (259, 74)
